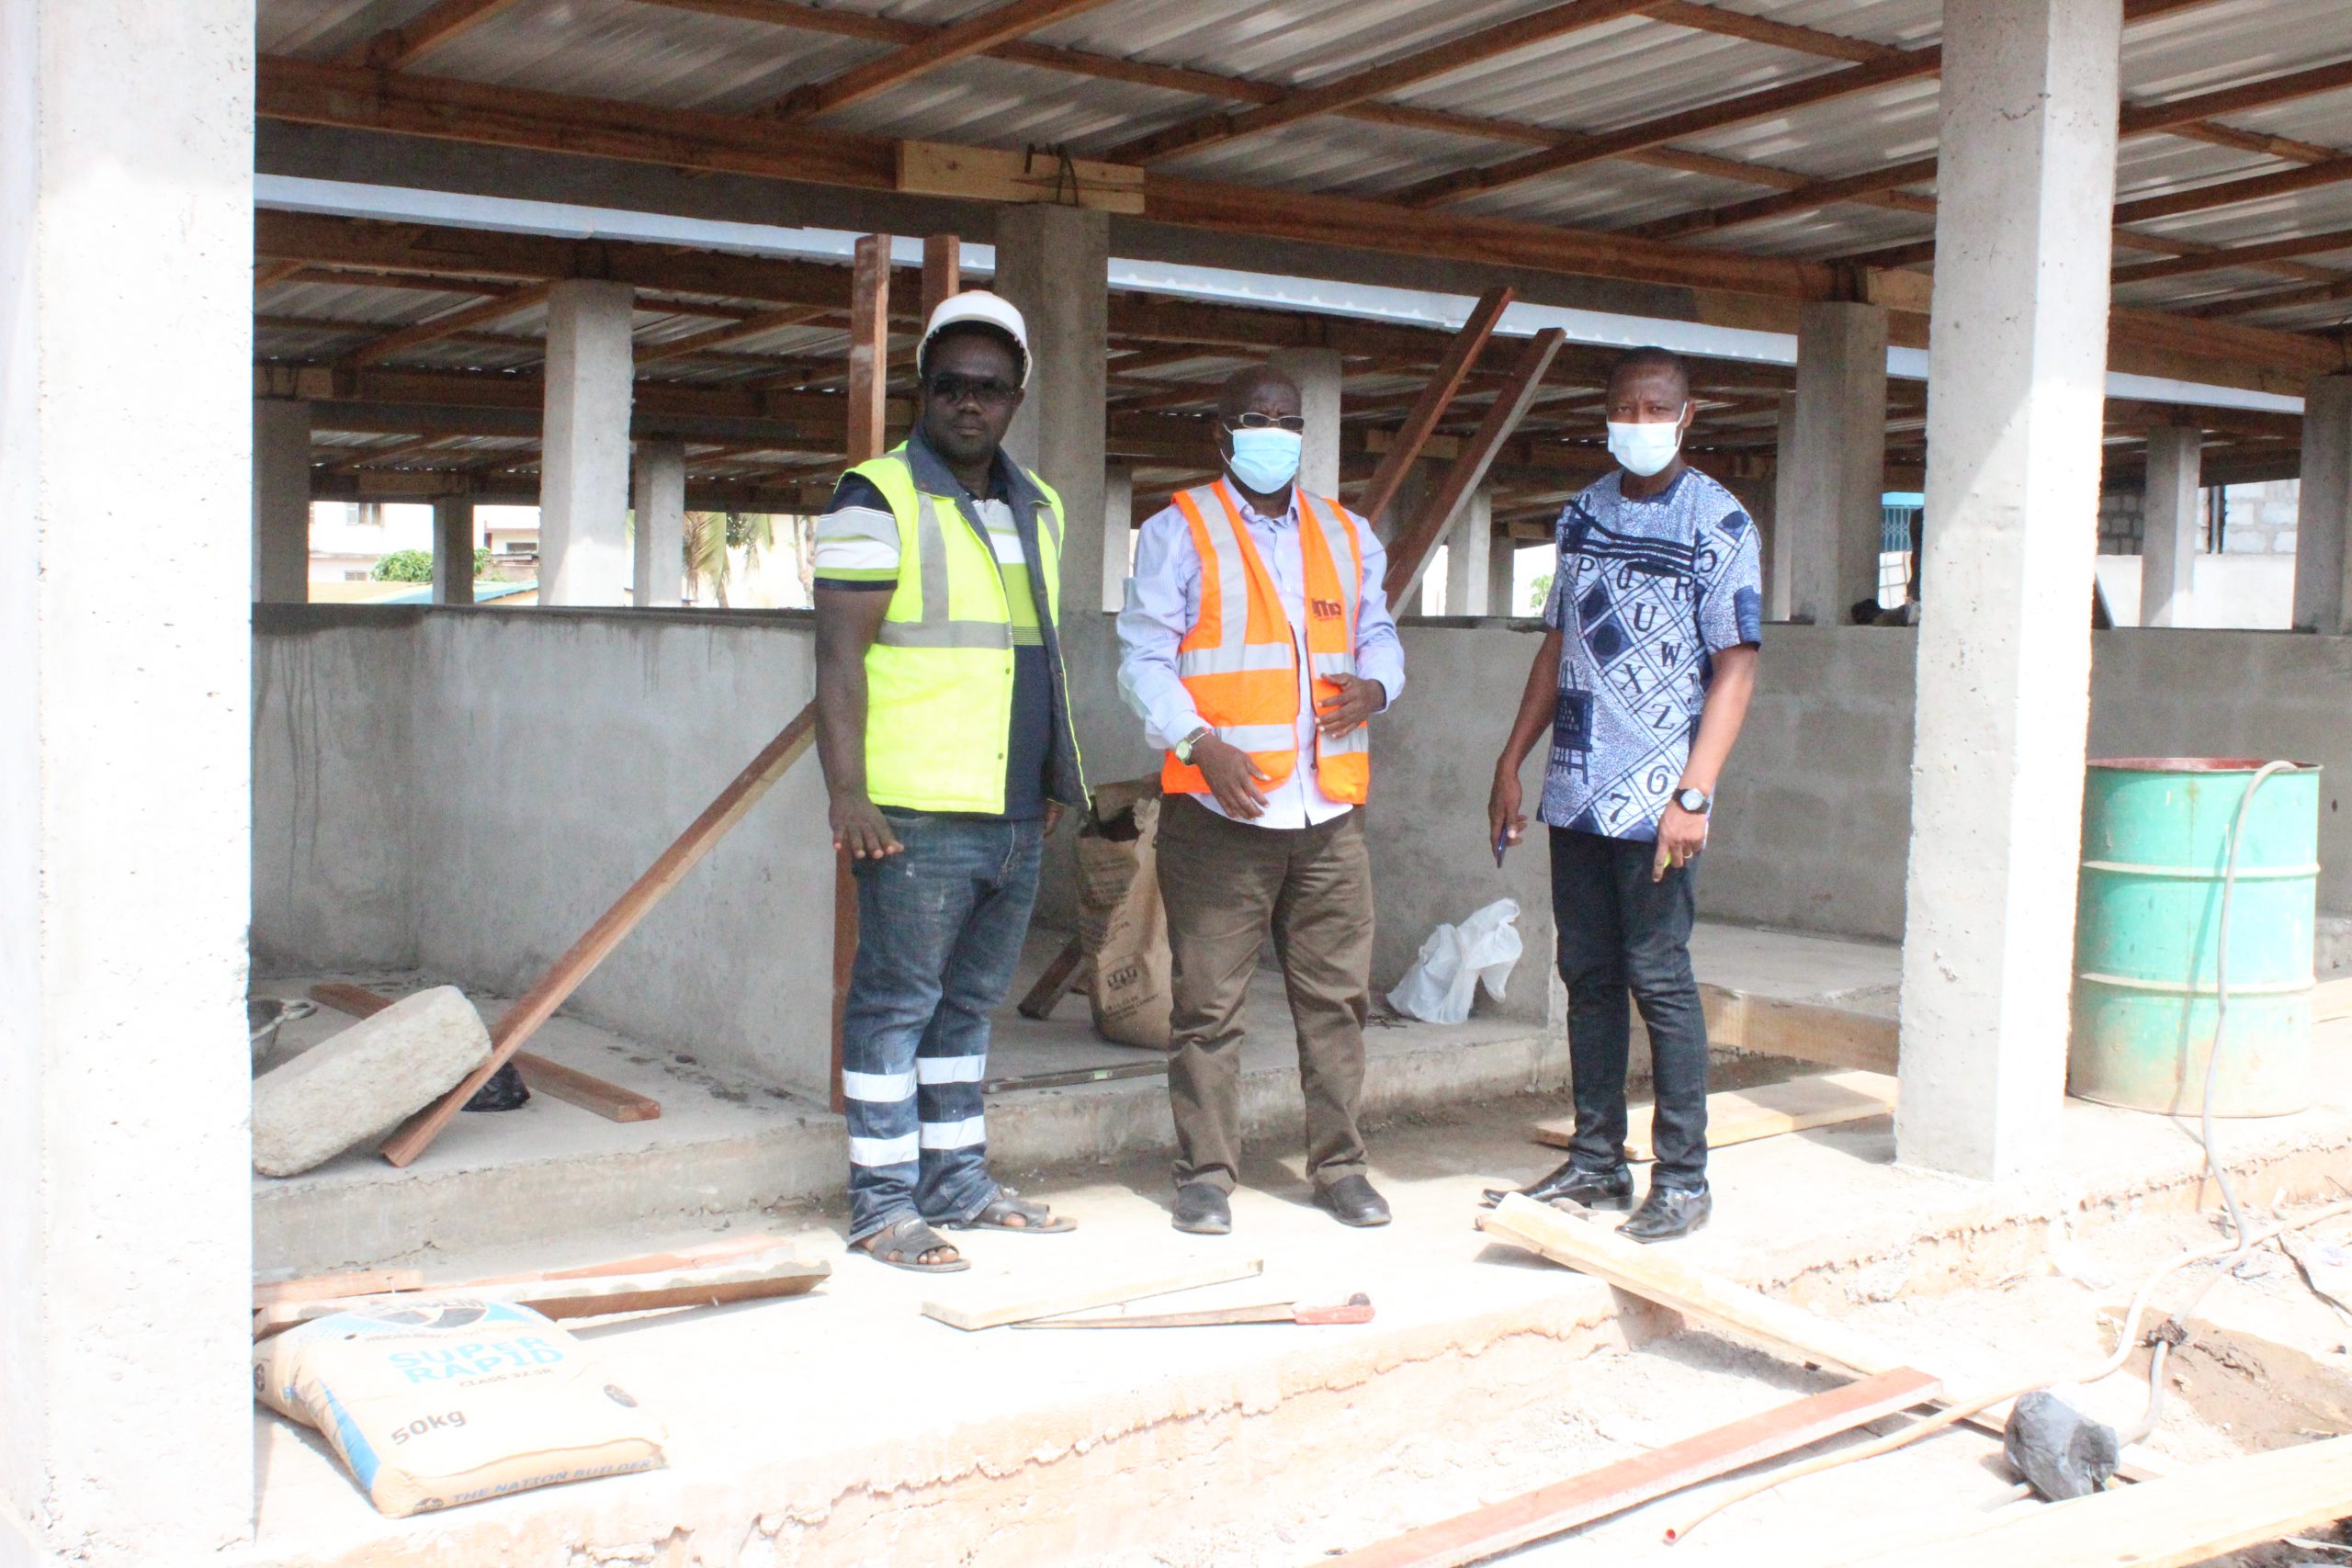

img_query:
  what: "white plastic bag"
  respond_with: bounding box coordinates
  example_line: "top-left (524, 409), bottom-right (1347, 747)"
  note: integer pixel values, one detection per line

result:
top-left (1386, 897), bottom-right (1523, 1024)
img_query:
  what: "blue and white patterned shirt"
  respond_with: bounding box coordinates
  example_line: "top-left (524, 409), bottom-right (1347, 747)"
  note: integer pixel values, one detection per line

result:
top-left (1539, 468), bottom-right (1763, 842)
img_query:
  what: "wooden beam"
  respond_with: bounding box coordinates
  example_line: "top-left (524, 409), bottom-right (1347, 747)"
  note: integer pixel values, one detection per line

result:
top-left (1637, 0), bottom-right (1901, 63)
top-left (2165, 118), bottom-right (2346, 167)
top-left (2114, 155), bottom-right (2352, 225)
top-left (2114, 223), bottom-right (2352, 286)
top-left (1636, 156), bottom-right (1939, 241)
top-left (1396, 45), bottom-right (1941, 208)
top-left (2191, 274), bottom-right (2352, 321)
top-left (1106, 0), bottom-right (1654, 164)
top-left (920, 233), bottom-right (961, 324)
top-left (338, 281), bottom-right (553, 369)
top-left (922, 1257), bottom-right (1264, 1331)
top-left (1383, 329), bottom-right (1566, 604)
top-left (775, 0), bottom-right (1119, 122)
top-left (1353, 287), bottom-right (1515, 530)
top-left (2119, 58), bottom-right (2352, 139)
top-left (1327, 1366), bottom-right (1941, 1568)
top-left (341, 0), bottom-right (529, 70)
top-left (634, 305), bottom-right (830, 368)
top-left (379, 703), bottom-right (820, 1166)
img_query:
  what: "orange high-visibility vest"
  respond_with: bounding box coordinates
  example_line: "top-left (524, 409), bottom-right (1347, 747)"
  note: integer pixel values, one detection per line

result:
top-left (1159, 479), bottom-right (1371, 805)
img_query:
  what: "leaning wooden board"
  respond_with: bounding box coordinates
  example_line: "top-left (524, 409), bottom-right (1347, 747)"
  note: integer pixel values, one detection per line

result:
top-left (1848, 1430), bottom-right (2352, 1568)
top-left (1534, 1070), bottom-right (1896, 1161)
top-left (310, 982), bottom-right (661, 1123)
top-left (923, 1258), bottom-right (1264, 1331)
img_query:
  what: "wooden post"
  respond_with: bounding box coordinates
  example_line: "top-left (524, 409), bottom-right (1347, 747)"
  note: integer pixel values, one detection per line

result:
top-left (1382, 327), bottom-right (1566, 605)
top-left (921, 232), bottom-right (961, 324)
top-left (1352, 286), bottom-right (1514, 531)
top-left (379, 704), bottom-right (820, 1166)
top-left (832, 233), bottom-right (894, 1114)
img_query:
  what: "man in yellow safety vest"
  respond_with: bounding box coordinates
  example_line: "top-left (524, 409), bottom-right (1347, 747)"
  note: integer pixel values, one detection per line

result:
top-left (813, 291), bottom-right (1086, 1272)
top-left (1116, 365), bottom-right (1408, 1236)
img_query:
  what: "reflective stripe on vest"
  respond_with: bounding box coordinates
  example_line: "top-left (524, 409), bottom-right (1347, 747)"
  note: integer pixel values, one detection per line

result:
top-left (1159, 480), bottom-right (1371, 805)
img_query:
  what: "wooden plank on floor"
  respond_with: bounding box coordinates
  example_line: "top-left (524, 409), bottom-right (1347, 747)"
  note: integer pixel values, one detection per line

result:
top-left (252, 1269), bottom-right (424, 1309)
top-left (922, 1258), bottom-right (1264, 1332)
top-left (1849, 1431), bottom-right (2352, 1568)
top-left (1534, 1069), bottom-right (1896, 1159)
top-left (256, 1248), bottom-right (830, 1337)
top-left (1704, 985), bottom-right (1898, 1073)
top-left (1326, 1365), bottom-right (1942, 1568)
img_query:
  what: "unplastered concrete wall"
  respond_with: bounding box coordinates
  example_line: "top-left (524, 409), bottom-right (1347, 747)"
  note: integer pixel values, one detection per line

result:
top-left (254, 606), bottom-right (836, 1098)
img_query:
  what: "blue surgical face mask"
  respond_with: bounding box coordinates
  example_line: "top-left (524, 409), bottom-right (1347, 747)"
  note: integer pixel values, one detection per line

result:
top-left (1606, 410), bottom-right (1687, 478)
top-left (1227, 427), bottom-right (1303, 493)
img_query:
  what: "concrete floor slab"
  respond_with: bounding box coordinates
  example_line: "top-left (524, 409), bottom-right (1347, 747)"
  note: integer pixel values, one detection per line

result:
top-left (232, 1017), bottom-right (2352, 1568)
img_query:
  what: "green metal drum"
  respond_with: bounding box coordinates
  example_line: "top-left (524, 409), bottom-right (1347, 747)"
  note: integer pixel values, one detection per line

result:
top-left (2070, 758), bottom-right (2319, 1117)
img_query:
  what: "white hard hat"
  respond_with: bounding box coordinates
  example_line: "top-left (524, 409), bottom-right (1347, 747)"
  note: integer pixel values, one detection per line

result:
top-left (918, 290), bottom-right (1031, 388)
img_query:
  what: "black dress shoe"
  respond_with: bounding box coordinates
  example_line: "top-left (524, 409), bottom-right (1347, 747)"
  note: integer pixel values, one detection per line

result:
top-left (1172, 1182), bottom-right (1232, 1235)
top-left (1619, 1184), bottom-right (1711, 1244)
top-left (1315, 1174), bottom-right (1392, 1227)
top-left (1481, 1160), bottom-right (1634, 1212)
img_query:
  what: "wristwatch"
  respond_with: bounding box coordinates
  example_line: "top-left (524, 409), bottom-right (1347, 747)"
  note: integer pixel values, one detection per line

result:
top-left (1673, 786), bottom-right (1713, 815)
top-left (1174, 727), bottom-right (1214, 765)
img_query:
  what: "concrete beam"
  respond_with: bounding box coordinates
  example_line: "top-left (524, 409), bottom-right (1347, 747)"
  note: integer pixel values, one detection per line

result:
top-left (1896, 0), bottom-right (2122, 1181)
top-left (538, 278), bottom-right (636, 605)
top-left (253, 398), bottom-right (312, 603)
top-left (631, 439), bottom-right (686, 608)
top-left (1785, 302), bottom-right (1890, 625)
top-left (2294, 374), bottom-right (2352, 633)
top-left (1, 0), bottom-right (257, 1558)
top-left (432, 495), bottom-right (476, 605)
top-left (1269, 346), bottom-right (1342, 500)
top-left (2139, 424), bottom-right (2201, 627)
top-left (1444, 487), bottom-right (1496, 617)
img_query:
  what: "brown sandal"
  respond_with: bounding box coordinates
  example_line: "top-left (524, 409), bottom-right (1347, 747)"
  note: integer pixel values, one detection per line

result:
top-left (853, 1214), bottom-right (970, 1272)
top-left (948, 1190), bottom-right (1076, 1234)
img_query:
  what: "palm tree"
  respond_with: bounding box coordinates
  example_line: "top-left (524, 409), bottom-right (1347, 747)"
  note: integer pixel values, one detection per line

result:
top-left (684, 511), bottom-right (776, 607)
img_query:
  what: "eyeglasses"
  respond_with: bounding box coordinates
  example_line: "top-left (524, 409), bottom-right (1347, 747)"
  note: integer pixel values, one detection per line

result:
top-left (1223, 412), bottom-right (1307, 434)
top-left (925, 373), bottom-right (1021, 407)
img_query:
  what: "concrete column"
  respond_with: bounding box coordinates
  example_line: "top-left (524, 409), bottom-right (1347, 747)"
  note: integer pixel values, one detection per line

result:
top-left (432, 497), bottom-right (476, 606)
top-left (1896, 0), bottom-right (2122, 1180)
top-left (630, 439), bottom-right (685, 608)
top-left (1102, 464), bottom-right (1134, 613)
top-left (1786, 303), bottom-right (1890, 625)
top-left (538, 279), bottom-right (636, 606)
top-left (1445, 487), bottom-right (1496, 617)
top-left (1769, 391), bottom-right (1798, 619)
top-left (253, 398), bottom-right (311, 602)
top-left (1269, 347), bottom-right (1343, 500)
top-left (1, 1), bottom-right (256, 1559)
top-left (2139, 424), bottom-right (2201, 627)
top-left (1487, 527), bottom-right (1518, 617)
top-left (2294, 375), bottom-right (2352, 633)
top-left (995, 206), bottom-right (1137, 775)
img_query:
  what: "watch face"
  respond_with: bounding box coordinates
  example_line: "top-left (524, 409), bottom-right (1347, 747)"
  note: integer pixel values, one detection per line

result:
top-left (1677, 788), bottom-right (1709, 812)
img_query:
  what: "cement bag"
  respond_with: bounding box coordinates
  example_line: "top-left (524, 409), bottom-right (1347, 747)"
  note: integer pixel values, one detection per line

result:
top-left (255, 1299), bottom-right (666, 1517)
top-left (1387, 898), bottom-right (1523, 1025)
top-left (1077, 778), bottom-right (1172, 1049)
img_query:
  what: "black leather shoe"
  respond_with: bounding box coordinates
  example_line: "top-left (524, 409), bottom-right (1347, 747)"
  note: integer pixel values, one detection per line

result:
top-left (1481, 1160), bottom-right (1634, 1211)
top-left (1619, 1184), bottom-right (1711, 1244)
top-left (1172, 1183), bottom-right (1232, 1235)
top-left (1315, 1174), bottom-right (1392, 1227)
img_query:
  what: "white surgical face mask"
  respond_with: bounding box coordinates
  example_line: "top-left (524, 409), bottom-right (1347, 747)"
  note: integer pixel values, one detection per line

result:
top-left (1227, 427), bottom-right (1303, 493)
top-left (1606, 410), bottom-right (1687, 478)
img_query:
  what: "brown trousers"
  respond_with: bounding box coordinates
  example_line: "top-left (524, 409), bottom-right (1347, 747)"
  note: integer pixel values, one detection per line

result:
top-left (1156, 795), bottom-right (1374, 1193)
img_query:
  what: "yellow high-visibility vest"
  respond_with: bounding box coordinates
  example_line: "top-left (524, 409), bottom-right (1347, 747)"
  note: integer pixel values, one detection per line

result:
top-left (853, 447), bottom-right (1083, 815)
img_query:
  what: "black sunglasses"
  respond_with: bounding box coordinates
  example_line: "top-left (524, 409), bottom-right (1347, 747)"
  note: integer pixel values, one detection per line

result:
top-left (1222, 412), bottom-right (1307, 434)
top-left (925, 372), bottom-right (1021, 407)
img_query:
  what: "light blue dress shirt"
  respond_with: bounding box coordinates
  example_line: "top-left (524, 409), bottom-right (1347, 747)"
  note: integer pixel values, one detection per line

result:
top-left (1115, 483), bottom-right (1408, 829)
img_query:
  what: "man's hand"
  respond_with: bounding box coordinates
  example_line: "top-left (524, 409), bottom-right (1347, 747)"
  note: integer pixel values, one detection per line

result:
top-left (1489, 763), bottom-right (1528, 854)
top-left (1193, 734), bottom-right (1273, 820)
top-left (1044, 801), bottom-right (1064, 836)
top-left (1316, 674), bottom-right (1385, 739)
top-left (1651, 801), bottom-right (1707, 881)
top-left (831, 792), bottom-right (904, 860)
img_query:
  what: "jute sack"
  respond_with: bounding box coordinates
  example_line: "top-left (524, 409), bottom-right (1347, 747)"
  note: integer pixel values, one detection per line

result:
top-left (1077, 777), bottom-right (1172, 1050)
top-left (254, 1299), bottom-right (665, 1517)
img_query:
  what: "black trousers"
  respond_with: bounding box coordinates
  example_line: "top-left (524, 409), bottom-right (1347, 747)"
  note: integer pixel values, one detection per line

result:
top-left (1549, 826), bottom-right (1710, 1190)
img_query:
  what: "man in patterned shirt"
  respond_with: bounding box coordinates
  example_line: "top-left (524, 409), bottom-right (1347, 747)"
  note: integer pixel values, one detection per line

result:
top-left (1482, 346), bottom-right (1761, 1243)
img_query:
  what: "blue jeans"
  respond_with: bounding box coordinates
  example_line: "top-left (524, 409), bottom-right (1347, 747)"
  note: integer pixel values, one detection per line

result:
top-left (842, 809), bottom-right (1042, 1242)
top-left (1550, 827), bottom-right (1711, 1190)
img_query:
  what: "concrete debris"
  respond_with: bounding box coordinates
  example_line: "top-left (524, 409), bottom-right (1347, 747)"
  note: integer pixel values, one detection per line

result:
top-left (252, 985), bottom-right (492, 1176)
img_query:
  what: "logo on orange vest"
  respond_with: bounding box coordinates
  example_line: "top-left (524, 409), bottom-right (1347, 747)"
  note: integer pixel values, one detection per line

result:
top-left (1311, 597), bottom-right (1344, 620)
